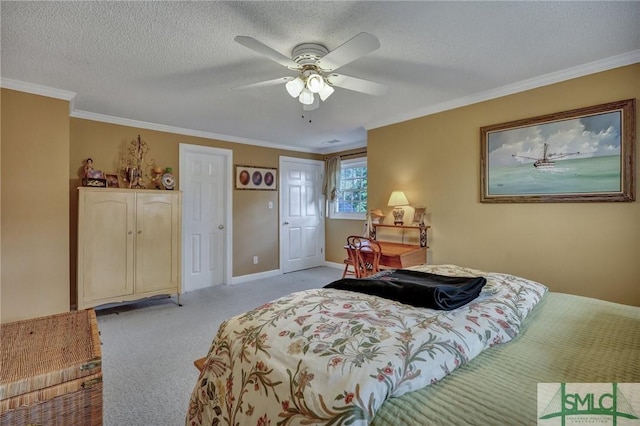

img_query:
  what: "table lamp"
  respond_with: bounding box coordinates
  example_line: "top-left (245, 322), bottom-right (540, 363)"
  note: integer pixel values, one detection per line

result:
top-left (369, 208), bottom-right (385, 224)
top-left (387, 190), bottom-right (409, 225)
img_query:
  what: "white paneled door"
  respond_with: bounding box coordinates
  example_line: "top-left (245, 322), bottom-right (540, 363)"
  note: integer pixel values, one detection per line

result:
top-left (280, 157), bottom-right (325, 273)
top-left (180, 144), bottom-right (232, 291)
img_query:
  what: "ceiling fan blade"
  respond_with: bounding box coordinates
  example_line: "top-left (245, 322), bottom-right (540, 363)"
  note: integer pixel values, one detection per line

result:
top-left (234, 36), bottom-right (299, 69)
top-left (327, 74), bottom-right (388, 96)
top-left (317, 32), bottom-right (380, 72)
top-left (233, 76), bottom-right (294, 90)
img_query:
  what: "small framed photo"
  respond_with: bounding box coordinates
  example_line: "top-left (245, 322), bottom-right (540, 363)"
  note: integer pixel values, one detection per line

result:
top-left (105, 173), bottom-right (120, 188)
top-left (412, 207), bottom-right (426, 225)
top-left (235, 165), bottom-right (277, 191)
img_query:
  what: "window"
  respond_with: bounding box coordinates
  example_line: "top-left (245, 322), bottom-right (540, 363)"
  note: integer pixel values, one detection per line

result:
top-left (330, 157), bottom-right (367, 220)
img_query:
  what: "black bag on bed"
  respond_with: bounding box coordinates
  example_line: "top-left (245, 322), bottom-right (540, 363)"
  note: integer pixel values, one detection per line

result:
top-left (324, 269), bottom-right (486, 310)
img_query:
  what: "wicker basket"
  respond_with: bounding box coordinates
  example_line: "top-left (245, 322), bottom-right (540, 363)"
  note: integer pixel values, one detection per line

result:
top-left (0, 309), bottom-right (102, 425)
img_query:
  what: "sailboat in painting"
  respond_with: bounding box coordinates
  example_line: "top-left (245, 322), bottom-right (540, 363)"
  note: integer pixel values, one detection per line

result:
top-left (512, 143), bottom-right (580, 168)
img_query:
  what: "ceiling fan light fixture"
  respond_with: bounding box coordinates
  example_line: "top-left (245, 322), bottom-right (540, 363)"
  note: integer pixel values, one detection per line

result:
top-left (234, 33), bottom-right (385, 110)
top-left (318, 83), bottom-right (335, 101)
top-left (285, 77), bottom-right (305, 98)
top-left (306, 73), bottom-right (325, 93)
top-left (299, 89), bottom-right (315, 105)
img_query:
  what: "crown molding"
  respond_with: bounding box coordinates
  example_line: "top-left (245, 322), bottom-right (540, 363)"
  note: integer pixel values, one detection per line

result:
top-left (1, 77), bottom-right (76, 102)
top-left (0, 77), bottom-right (323, 153)
top-left (368, 49), bottom-right (640, 131)
top-left (3, 49), bottom-right (638, 154)
top-left (70, 109), bottom-right (323, 154)
top-left (319, 140), bottom-right (367, 155)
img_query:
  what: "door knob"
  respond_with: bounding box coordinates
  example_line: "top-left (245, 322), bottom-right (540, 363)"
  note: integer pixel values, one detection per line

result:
top-left (283, 221), bottom-right (289, 225)
top-left (218, 225), bottom-right (224, 229)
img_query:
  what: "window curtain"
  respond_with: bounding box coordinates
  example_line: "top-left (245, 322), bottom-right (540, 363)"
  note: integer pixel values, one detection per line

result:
top-left (322, 156), bottom-right (341, 202)
top-left (362, 211), bottom-right (373, 238)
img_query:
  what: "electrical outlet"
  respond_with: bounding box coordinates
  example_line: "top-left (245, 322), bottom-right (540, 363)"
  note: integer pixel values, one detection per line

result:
top-left (268, 201), bottom-right (273, 209)
top-left (253, 256), bottom-right (258, 264)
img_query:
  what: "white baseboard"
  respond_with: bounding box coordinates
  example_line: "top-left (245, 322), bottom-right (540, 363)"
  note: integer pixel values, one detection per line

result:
top-left (324, 261), bottom-right (344, 270)
top-left (226, 262), bottom-right (343, 286)
top-left (230, 269), bottom-right (282, 285)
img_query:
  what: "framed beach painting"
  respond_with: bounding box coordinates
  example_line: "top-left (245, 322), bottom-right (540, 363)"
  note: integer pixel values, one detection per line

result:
top-left (480, 99), bottom-right (635, 203)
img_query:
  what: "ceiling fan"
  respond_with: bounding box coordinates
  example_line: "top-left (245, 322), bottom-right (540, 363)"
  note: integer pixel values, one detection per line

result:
top-left (234, 32), bottom-right (388, 111)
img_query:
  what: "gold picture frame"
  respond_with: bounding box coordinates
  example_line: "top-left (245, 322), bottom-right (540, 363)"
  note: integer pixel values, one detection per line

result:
top-left (480, 99), bottom-right (635, 203)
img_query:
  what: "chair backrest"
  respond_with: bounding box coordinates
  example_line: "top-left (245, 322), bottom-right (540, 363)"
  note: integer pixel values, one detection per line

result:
top-left (345, 235), bottom-right (360, 272)
top-left (346, 236), bottom-right (382, 278)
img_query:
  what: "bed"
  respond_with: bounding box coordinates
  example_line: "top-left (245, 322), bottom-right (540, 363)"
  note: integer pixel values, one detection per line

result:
top-left (186, 264), bottom-right (640, 425)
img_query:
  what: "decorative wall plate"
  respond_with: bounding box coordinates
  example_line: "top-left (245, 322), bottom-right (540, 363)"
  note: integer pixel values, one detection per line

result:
top-left (161, 173), bottom-right (175, 190)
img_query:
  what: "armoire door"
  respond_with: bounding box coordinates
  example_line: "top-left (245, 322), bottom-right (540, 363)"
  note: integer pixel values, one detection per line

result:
top-left (134, 192), bottom-right (181, 294)
top-left (79, 190), bottom-right (135, 302)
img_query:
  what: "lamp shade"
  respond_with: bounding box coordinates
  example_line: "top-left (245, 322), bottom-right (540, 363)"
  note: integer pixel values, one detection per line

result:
top-left (370, 208), bottom-right (385, 218)
top-left (285, 77), bottom-right (305, 98)
top-left (306, 73), bottom-right (325, 93)
top-left (318, 83), bottom-right (335, 101)
top-left (298, 89), bottom-right (315, 105)
top-left (387, 190), bottom-right (409, 206)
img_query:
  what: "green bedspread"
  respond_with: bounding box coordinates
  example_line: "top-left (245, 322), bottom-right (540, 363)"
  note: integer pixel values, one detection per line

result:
top-left (372, 292), bottom-right (640, 425)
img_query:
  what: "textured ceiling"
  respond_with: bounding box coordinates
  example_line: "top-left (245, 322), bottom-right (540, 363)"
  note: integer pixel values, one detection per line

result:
top-left (2, 1), bottom-right (639, 153)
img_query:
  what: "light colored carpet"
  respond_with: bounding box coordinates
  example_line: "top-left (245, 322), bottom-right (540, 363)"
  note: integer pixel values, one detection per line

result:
top-left (95, 266), bottom-right (342, 426)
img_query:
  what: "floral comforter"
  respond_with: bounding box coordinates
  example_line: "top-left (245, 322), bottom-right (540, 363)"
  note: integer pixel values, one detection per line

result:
top-left (186, 264), bottom-right (547, 426)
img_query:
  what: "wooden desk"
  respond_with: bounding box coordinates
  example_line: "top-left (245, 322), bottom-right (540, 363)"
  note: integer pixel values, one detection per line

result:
top-left (370, 224), bottom-right (430, 247)
top-left (377, 241), bottom-right (426, 268)
top-left (344, 240), bottom-right (426, 270)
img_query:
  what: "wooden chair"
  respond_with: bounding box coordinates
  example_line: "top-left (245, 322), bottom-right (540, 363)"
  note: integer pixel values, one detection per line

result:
top-left (342, 257), bottom-right (356, 278)
top-left (342, 235), bottom-right (359, 278)
top-left (347, 236), bottom-right (382, 278)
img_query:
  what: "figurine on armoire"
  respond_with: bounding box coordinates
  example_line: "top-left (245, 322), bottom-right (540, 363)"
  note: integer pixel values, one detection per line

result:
top-left (84, 158), bottom-right (104, 179)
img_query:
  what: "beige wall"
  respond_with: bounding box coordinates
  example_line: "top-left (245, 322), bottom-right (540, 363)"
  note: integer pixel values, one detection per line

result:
top-left (365, 64), bottom-right (640, 306)
top-left (68, 118), bottom-right (321, 306)
top-left (1, 89), bottom-right (70, 322)
top-left (2, 64), bottom-right (638, 322)
top-left (1, 91), bottom-right (321, 320)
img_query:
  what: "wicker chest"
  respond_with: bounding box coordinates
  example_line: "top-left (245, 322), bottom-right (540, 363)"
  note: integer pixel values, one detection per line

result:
top-left (0, 309), bottom-right (102, 425)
